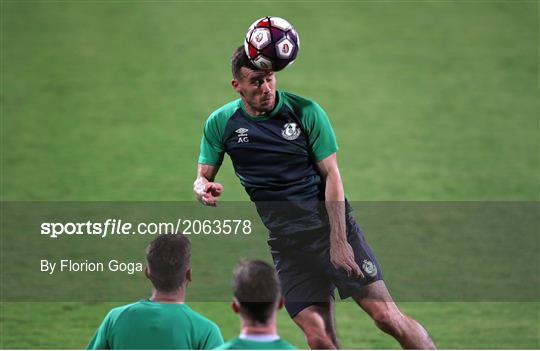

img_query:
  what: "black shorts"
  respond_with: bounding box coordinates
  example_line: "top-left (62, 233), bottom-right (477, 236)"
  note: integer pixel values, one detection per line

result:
top-left (268, 214), bottom-right (383, 318)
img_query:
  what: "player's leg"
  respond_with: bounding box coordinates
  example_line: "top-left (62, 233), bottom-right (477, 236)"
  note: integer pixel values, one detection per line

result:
top-left (353, 280), bottom-right (436, 349)
top-left (333, 215), bottom-right (436, 349)
top-left (269, 235), bottom-right (339, 350)
top-left (292, 301), bottom-right (339, 349)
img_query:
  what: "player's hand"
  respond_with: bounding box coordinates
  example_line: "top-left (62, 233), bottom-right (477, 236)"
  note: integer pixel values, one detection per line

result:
top-left (330, 240), bottom-right (364, 278)
top-left (194, 180), bottom-right (223, 207)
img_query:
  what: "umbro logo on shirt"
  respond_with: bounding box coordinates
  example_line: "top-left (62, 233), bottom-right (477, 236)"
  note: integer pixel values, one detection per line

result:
top-left (236, 128), bottom-right (249, 143)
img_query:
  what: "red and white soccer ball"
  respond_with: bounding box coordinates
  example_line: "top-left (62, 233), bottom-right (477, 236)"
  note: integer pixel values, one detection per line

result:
top-left (244, 16), bottom-right (300, 71)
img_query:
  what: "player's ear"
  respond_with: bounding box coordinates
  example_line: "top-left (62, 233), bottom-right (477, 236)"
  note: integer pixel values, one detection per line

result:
top-left (144, 266), bottom-right (150, 280)
top-left (231, 299), bottom-right (240, 314)
top-left (185, 268), bottom-right (192, 284)
top-left (277, 296), bottom-right (285, 310)
top-left (231, 78), bottom-right (241, 93)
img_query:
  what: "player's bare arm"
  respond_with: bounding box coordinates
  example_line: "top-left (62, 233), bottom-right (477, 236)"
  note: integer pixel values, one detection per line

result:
top-left (194, 164), bottom-right (223, 207)
top-left (316, 153), bottom-right (363, 278)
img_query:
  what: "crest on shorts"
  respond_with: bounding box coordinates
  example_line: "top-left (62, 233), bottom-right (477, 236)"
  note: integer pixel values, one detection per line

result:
top-left (362, 259), bottom-right (378, 278)
top-left (282, 122), bottom-right (301, 140)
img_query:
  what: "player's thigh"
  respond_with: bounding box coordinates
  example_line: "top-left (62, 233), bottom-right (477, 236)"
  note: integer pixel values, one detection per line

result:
top-left (328, 215), bottom-right (384, 299)
top-left (271, 239), bottom-right (335, 318)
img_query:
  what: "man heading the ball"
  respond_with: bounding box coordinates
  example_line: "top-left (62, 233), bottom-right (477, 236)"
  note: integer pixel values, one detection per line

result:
top-left (194, 46), bottom-right (435, 349)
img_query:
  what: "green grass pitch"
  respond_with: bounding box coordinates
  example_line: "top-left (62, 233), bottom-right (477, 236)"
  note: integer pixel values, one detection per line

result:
top-left (1, 1), bottom-right (539, 349)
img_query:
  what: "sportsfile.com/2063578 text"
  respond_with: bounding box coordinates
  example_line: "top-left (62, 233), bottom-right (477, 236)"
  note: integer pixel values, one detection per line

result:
top-left (40, 219), bottom-right (253, 238)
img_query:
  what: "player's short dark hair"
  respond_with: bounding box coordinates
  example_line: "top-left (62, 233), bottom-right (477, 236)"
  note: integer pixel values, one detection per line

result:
top-left (232, 260), bottom-right (281, 324)
top-left (231, 46), bottom-right (258, 79)
top-left (146, 234), bottom-right (190, 293)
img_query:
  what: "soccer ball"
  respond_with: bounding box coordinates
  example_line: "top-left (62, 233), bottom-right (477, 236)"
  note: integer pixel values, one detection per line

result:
top-left (244, 16), bottom-right (300, 71)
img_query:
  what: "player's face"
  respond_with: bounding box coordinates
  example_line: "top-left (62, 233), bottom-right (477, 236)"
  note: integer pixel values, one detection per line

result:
top-left (232, 68), bottom-right (276, 115)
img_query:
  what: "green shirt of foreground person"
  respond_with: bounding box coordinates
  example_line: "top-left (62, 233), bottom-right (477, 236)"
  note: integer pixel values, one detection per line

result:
top-left (87, 234), bottom-right (223, 350)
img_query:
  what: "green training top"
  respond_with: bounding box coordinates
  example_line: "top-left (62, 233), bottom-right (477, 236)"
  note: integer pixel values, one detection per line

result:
top-left (198, 91), bottom-right (342, 236)
top-left (87, 300), bottom-right (223, 350)
top-left (215, 337), bottom-right (296, 350)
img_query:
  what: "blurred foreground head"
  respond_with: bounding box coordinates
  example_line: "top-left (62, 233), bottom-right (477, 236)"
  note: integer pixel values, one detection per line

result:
top-left (232, 259), bottom-right (283, 324)
top-left (145, 234), bottom-right (191, 293)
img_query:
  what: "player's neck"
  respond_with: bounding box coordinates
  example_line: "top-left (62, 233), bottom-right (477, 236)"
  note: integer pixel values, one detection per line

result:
top-left (149, 288), bottom-right (185, 304)
top-left (240, 316), bottom-right (278, 336)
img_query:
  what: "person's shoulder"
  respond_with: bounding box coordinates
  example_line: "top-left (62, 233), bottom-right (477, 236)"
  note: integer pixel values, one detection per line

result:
top-left (207, 98), bottom-right (242, 121)
top-left (109, 301), bottom-right (148, 314)
top-left (213, 338), bottom-right (296, 350)
top-left (103, 301), bottom-right (142, 321)
top-left (280, 91), bottom-right (325, 117)
top-left (213, 338), bottom-right (238, 350)
top-left (182, 304), bottom-right (220, 330)
top-left (276, 339), bottom-right (297, 349)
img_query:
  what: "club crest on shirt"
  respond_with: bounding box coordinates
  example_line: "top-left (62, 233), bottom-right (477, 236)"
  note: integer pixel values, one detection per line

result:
top-left (361, 259), bottom-right (378, 278)
top-left (281, 122), bottom-right (301, 140)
